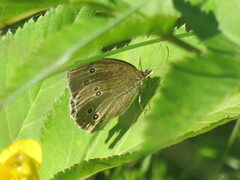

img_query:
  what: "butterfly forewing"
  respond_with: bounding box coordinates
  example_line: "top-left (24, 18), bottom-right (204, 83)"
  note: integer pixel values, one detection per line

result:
top-left (68, 58), bottom-right (146, 132)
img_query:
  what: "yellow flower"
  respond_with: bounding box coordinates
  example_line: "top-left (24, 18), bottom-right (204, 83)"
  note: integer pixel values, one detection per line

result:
top-left (0, 139), bottom-right (42, 180)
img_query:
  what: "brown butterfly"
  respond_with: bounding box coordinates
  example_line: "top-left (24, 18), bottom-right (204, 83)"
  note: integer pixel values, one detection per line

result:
top-left (67, 58), bottom-right (152, 133)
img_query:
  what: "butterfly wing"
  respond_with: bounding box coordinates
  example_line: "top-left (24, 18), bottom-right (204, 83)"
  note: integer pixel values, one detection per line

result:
top-left (68, 58), bottom-right (144, 132)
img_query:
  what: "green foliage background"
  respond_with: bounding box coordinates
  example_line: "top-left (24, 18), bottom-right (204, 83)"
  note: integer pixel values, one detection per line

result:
top-left (0, 0), bottom-right (240, 179)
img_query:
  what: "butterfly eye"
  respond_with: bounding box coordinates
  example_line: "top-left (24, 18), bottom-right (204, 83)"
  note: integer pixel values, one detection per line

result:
top-left (84, 80), bottom-right (89, 85)
top-left (87, 108), bottom-right (93, 114)
top-left (93, 114), bottom-right (99, 120)
top-left (96, 91), bottom-right (101, 96)
top-left (89, 68), bottom-right (95, 73)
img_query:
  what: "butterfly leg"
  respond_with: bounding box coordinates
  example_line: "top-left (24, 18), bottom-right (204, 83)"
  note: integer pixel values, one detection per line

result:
top-left (145, 102), bottom-right (151, 112)
top-left (138, 94), bottom-right (146, 115)
top-left (138, 93), bottom-right (152, 115)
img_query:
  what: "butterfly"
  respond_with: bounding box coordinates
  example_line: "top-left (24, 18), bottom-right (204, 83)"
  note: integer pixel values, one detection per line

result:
top-left (67, 58), bottom-right (152, 133)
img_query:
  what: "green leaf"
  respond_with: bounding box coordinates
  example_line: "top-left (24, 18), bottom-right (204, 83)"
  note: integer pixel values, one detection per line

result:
top-left (0, 0), bottom-right (69, 5)
top-left (0, 5), bottom-right (46, 27)
top-left (175, 0), bottom-right (219, 39)
top-left (144, 52), bottom-right (240, 152)
top-left (172, 0), bottom-right (240, 55)
top-left (0, 5), bottom-right (83, 104)
top-left (53, 153), bottom-right (137, 180)
top-left (0, 5), bottom-right (80, 150)
top-left (0, 5), bottom-right (80, 93)
top-left (0, 2), bottom-right (175, 107)
top-left (39, 31), bottom-right (200, 179)
top-left (0, 73), bottom-right (66, 150)
top-left (213, 0), bottom-right (240, 46)
top-left (40, 89), bottom-right (144, 180)
top-left (1, 1), bottom-right (240, 179)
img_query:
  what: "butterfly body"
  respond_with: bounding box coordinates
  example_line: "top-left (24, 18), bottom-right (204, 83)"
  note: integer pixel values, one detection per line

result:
top-left (68, 58), bottom-right (151, 132)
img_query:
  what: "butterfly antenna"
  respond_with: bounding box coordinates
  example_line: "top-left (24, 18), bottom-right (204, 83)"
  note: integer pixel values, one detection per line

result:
top-left (161, 45), bottom-right (170, 80)
top-left (151, 44), bottom-right (170, 78)
top-left (138, 57), bottom-right (143, 71)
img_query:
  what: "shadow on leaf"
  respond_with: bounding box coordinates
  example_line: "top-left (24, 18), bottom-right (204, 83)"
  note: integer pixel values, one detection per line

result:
top-left (105, 77), bottom-right (160, 149)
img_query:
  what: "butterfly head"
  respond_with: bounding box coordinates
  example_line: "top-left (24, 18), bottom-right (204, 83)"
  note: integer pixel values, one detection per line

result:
top-left (142, 69), bottom-right (152, 78)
